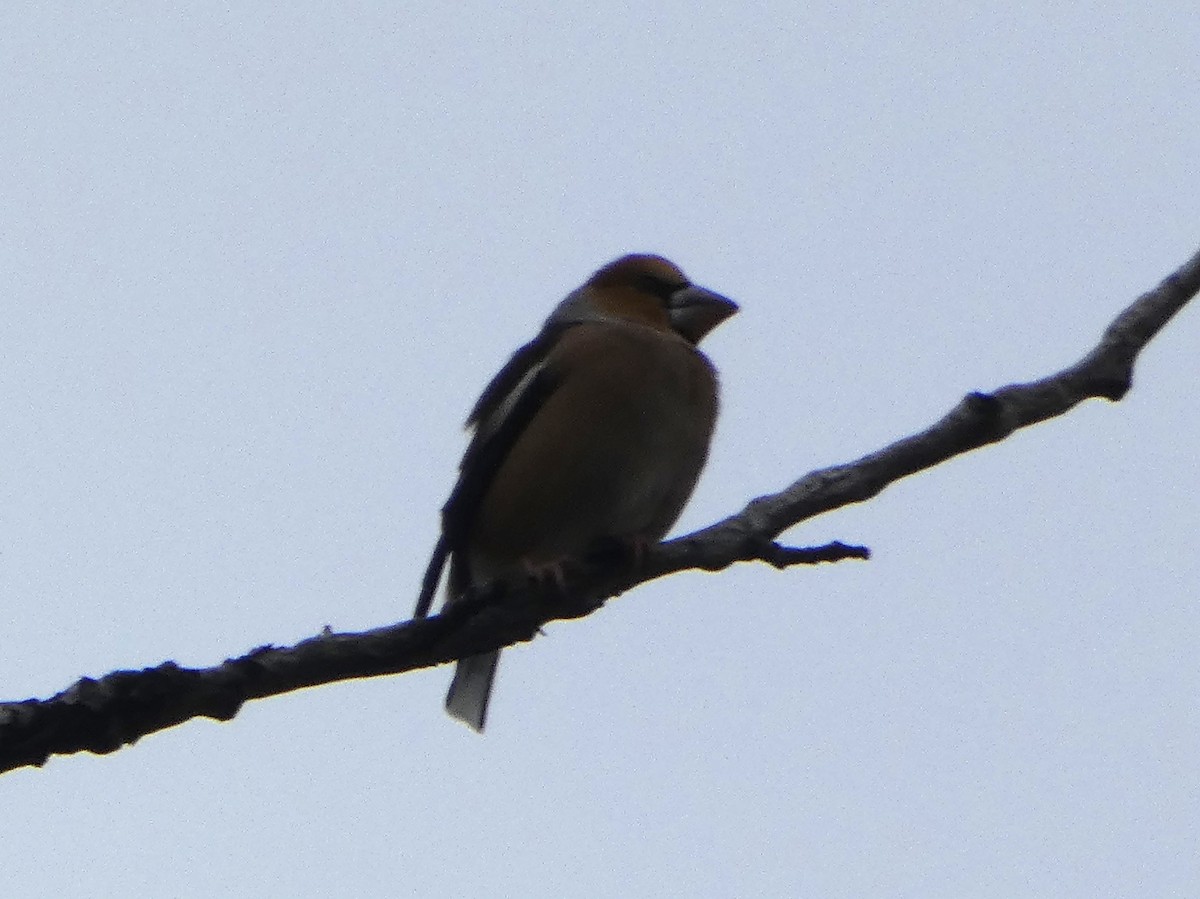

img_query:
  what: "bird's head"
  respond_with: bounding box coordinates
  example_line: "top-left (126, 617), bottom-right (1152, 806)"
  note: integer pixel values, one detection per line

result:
top-left (549, 254), bottom-right (739, 344)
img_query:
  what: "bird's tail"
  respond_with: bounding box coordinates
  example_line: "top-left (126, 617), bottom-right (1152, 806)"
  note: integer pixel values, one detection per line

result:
top-left (445, 650), bottom-right (501, 732)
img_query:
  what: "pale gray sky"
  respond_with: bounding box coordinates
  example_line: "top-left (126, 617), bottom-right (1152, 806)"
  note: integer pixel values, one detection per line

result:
top-left (2, 4), bottom-right (1198, 897)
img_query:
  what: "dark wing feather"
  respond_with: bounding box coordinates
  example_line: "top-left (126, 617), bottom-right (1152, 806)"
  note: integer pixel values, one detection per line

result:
top-left (411, 325), bottom-right (568, 618)
top-left (465, 331), bottom-right (556, 428)
top-left (412, 534), bottom-right (449, 619)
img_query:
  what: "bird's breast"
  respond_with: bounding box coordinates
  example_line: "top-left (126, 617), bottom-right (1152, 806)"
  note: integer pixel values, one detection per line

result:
top-left (468, 323), bottom-right (719, 569)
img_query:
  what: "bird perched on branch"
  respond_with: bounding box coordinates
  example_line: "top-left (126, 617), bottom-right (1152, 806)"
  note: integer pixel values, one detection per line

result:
top-left (413, 253), bottom-right (738, 731)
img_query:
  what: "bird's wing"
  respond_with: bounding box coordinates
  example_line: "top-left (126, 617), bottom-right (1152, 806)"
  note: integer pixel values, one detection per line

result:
top-left (411, 324), bottom-right (569, 618)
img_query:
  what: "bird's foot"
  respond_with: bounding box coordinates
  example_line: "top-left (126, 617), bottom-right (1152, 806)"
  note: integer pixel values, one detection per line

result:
top-left (519, 557), bottom-right (572, 597)
top-left (586, 534), bottom-right (655, 576)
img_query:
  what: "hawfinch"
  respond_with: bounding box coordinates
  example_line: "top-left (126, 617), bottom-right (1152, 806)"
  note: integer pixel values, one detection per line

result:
top-left (414, 253), bottom-right (738, 731)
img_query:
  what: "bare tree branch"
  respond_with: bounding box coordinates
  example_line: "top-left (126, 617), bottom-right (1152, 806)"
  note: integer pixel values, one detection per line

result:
top-left (2, 246), bottom-right (1197, 775)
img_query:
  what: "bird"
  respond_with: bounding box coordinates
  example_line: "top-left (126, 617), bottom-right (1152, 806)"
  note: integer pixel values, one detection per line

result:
top-left (413, 253), bottom-right (738, 731)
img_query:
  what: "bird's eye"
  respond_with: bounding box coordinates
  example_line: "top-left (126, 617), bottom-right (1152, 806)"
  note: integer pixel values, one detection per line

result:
top-left (635, 273), bottom-right (686, 300)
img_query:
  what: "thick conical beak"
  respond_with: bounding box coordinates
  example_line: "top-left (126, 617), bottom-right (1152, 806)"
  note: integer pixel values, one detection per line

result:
top-left (667, 285), bottom-right (739, 344)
